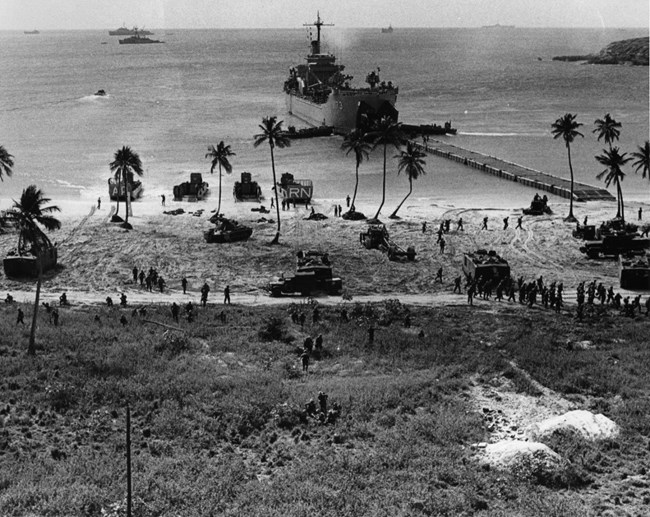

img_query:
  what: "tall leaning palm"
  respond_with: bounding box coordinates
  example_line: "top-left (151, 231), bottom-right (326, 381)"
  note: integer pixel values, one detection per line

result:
top-left (109, 146), bottom-right (143, 226)
top-left (593, 114), bottom-right (623, 216)
top-left (0, 145), bottom-right (15, 181)
top-left (631, 141), bottom-right (650, 188)
top-left (253, 116), bottom-right (291, 244)
top-left (206, 141), bottom-right (235, 218)
top-left (5, 185), bottom-right (60, 355)
top-left (596, 147), bottom-right (631, 223)
top-left (367, 116), bottom-right (404, 221)
top-left (341, 129), bottom-right (371, 212)
top-left (390, 141), bottom-right (427, 218)
top-left (551, 113), bottom-right (583, 222)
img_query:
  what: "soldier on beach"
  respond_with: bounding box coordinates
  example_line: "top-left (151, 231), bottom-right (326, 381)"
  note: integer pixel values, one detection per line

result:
top-left (467, 282), bottom-right (476, 305)
top-left (139, 270), bottom-right (145, 286)
top-left (453, 275), bottom-right (462, 293)
top-left (16, 308), bottom-right (25, 326)
top-left (503, 217), bottom-right (509, 230)
top-left (97, 197), bottom-right (101, 209)
top-left (436, 267), bottom-right (443, 283)
top-left (158, 276), bottom-right (165, 293)
top-left (482, 216), bottom-right (488, 230)
top-left (181, 277), bottom-right (188, 294)
top-left (224, 285), bottom-right (231, 305)
top-left (346, 195), bottom-right (350, 207)
top-left (120, 293), bottom-right (127, 307)
top-left (639, 207), bottom-right (643, 220)
top-left (301, 350), bottom-right (310, 373)
top-left (171, 302), bottom-right (180, 323)
top-left (516, 216), bottom-right (523, 230)
top-left (132, 266), bottom-right (138, 283)
top-left (583, 215), bottom-right (588, 226)
top-left (422, 221), bottom-right (427, 233)
top-left (457, 217), bottom-right (464, 231)
top-left (161, 194), bottom-right (166, 206)
top-left (201, 282), bottom-right (210, 306)
top-left (439, 237), bottom-right (446, 254)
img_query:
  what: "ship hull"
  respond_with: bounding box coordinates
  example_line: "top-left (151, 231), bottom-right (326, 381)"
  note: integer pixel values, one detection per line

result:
top-left (286, 90), bottom-right (398, 134)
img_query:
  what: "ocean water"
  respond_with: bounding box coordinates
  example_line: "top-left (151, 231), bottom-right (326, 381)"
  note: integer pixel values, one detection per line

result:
top-left (0, 27), bottom-right (648, 211)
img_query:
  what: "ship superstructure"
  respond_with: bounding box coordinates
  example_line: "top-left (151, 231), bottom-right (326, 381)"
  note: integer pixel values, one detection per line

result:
top-left (284, 13), bottom-right (398, 134)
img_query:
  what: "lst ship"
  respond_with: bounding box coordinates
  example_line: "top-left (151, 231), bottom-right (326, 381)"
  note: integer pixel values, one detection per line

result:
top-left (284, 13), bottom-right (398, 134)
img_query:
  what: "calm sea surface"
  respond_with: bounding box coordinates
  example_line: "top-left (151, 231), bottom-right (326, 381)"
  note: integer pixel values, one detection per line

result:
top-left (0, 27), bottom-right (648, 209)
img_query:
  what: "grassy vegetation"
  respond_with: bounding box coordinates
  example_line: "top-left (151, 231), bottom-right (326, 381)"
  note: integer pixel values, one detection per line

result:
top-left (0, 300), bottom-right (649, 515)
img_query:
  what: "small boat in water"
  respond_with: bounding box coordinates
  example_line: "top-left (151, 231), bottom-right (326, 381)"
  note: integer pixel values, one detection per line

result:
top-left (94, 89), bottom-right (107, 96)
top-left (119, 34), bottom-right (163, 44)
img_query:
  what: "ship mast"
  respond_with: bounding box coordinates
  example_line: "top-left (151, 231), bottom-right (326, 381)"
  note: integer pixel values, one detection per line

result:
top-left (303, 11), bottom-right (333, 55)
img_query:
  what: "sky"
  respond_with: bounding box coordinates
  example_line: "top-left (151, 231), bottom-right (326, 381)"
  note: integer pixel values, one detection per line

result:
top-left (2, 0), bottom-right (649, 30)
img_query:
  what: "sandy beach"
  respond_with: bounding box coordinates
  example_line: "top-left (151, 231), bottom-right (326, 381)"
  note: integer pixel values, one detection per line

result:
top-left (1, 188), bottom-right (647, 308)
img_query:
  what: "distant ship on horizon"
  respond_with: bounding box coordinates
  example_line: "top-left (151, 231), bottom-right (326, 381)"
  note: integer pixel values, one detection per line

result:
top-left (24, 30), bottom-right (40, 35)
top-left (119, 33), bottom-right (163, 44)
top-left (481, 23), bottom-right (516, 29)
top-left (109, 25), bottom-right (153, 36)
top-left (381, 24), bottom-right (394, 33)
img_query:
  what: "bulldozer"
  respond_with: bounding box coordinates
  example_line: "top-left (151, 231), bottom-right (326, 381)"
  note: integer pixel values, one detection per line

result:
top-left (359, 224), bottom-right (416, 261)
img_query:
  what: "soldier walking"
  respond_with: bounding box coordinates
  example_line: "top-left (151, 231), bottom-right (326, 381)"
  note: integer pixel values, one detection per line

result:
top-left (503, 217), bottom-right (509, 230)
top-left (482, 216), bottom-right (488, 230)
top-left (224, 285), bottom-right (231, 305)
top-left (516, 216), bottom-right (523, 230)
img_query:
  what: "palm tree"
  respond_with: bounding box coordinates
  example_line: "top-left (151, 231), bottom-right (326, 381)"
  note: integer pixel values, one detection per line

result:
top-left (4, 185), bottom-right (60, 355)
top-left (0, 145), bottom-right (14, 181)
top-left (390, 141), bottom-right (427, 218)
top-left (593, 114), bottom-right (623, 216)
top-left (596, 147), bottom-right (632, 223)
top-left (551, 113), bottom-right (583, 222)
top-left (631, 140), bottom-right (650, 183)
top-left (366, 116), bottom-right (404, 221)
top-left (341, 129), bottom-right (371, 213)
top-left (109, 146), bottom-right (143, 226)
top-left (253, 116), bottom-right (291, 244)
top-left (206, 141), bottom-right (235, 218)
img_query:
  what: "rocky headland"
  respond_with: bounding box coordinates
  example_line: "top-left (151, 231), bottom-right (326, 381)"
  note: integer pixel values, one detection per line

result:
top-left (553, 36), bottom-right (648, 66)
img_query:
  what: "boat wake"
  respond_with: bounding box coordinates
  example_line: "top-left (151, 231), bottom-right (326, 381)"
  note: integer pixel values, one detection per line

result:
top-left (458, 131), bottom-right (545, 137)
top-left (79, 94), bottom-right (109, 102)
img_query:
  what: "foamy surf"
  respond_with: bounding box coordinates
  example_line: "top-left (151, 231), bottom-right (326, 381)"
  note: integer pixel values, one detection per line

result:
top-left (458, 131), bottom-right (545, 137)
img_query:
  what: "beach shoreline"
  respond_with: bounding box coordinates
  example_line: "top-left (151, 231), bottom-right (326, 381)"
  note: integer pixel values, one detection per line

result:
top-left (1, 191), bottom-right (648, 308)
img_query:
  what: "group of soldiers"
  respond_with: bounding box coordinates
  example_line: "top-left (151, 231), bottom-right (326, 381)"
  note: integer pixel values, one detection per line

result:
top-left (304, 391), bottom-right (341, 425)
top-left (459, 273), bottom-right (565, 312)
top-left (132, 266), bottom-right (166, 294)
top-left (576, 279), bottom-right (650, 319)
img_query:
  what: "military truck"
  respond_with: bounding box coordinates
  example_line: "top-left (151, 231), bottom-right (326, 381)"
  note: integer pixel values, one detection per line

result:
top-left (233, 172), bottom-right (262, 202)
top-left (462, 249), bottom-right (510, 284)
top-left (360, 224), bottom-right (416, 261)
top-left (268, 251), bottom-right (342, 297)
top-left (580, 234), bottom-right (650, 259)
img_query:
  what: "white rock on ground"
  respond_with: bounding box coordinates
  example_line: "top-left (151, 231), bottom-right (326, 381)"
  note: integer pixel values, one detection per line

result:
top-left (481, 440), bottom-right (562, 472)
top-left (527, 409), bottom-right (620, 441)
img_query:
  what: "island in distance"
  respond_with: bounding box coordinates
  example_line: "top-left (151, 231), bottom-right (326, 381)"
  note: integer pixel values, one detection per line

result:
top-left (553, 37), bottom-right (648, 66)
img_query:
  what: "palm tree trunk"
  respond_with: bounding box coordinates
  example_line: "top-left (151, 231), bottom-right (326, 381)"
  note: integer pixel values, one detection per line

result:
top-left (115, 173), bottom-right (121, 217)
top-left (123, 171), bottom-right (130, 225)
top-left (270, 145), bottom-right (281, 244)
top-left (617, 180), bottom-right (625, 223)
top-left (351, 163), bottom-right (360, 210)
top-left (565, 144), bottom-right (577, 222)
top-left (28, 255), bottom-right (42, 355)
top-left (390, 176), bottom-right (413, 218)
top-left (373, 144), bottom-right (387, 220)
top-left (216, 163), bottom-right (223, 218)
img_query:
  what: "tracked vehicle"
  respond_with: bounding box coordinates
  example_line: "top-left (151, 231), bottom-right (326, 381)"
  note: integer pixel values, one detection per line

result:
top-left (462, 249), bottom-right (510, 283)
top-left (268, 251), bottom-right (342, 297)
top-left (359, 224), bottom-right (416, 261)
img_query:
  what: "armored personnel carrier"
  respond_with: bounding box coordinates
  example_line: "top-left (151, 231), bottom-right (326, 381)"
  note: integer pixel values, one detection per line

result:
top-left (523, 194), bottom-right (552, 215)
top-left (233, 172), bottom-right (262, 202)
top-left (462, 249), bottom-right (510, 283)
top-left (580, 234), bottom-right (650, 259)
top-left (360, 224), bottom-right (416, 261)
top-left (268, 251), bottom-right (342, 297)
top-left (279, 172), bottom-right (313, 208)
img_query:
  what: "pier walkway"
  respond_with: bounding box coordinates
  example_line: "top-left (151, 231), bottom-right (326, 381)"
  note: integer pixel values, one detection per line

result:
top-left (415, 139), bottom-right (615, 202)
